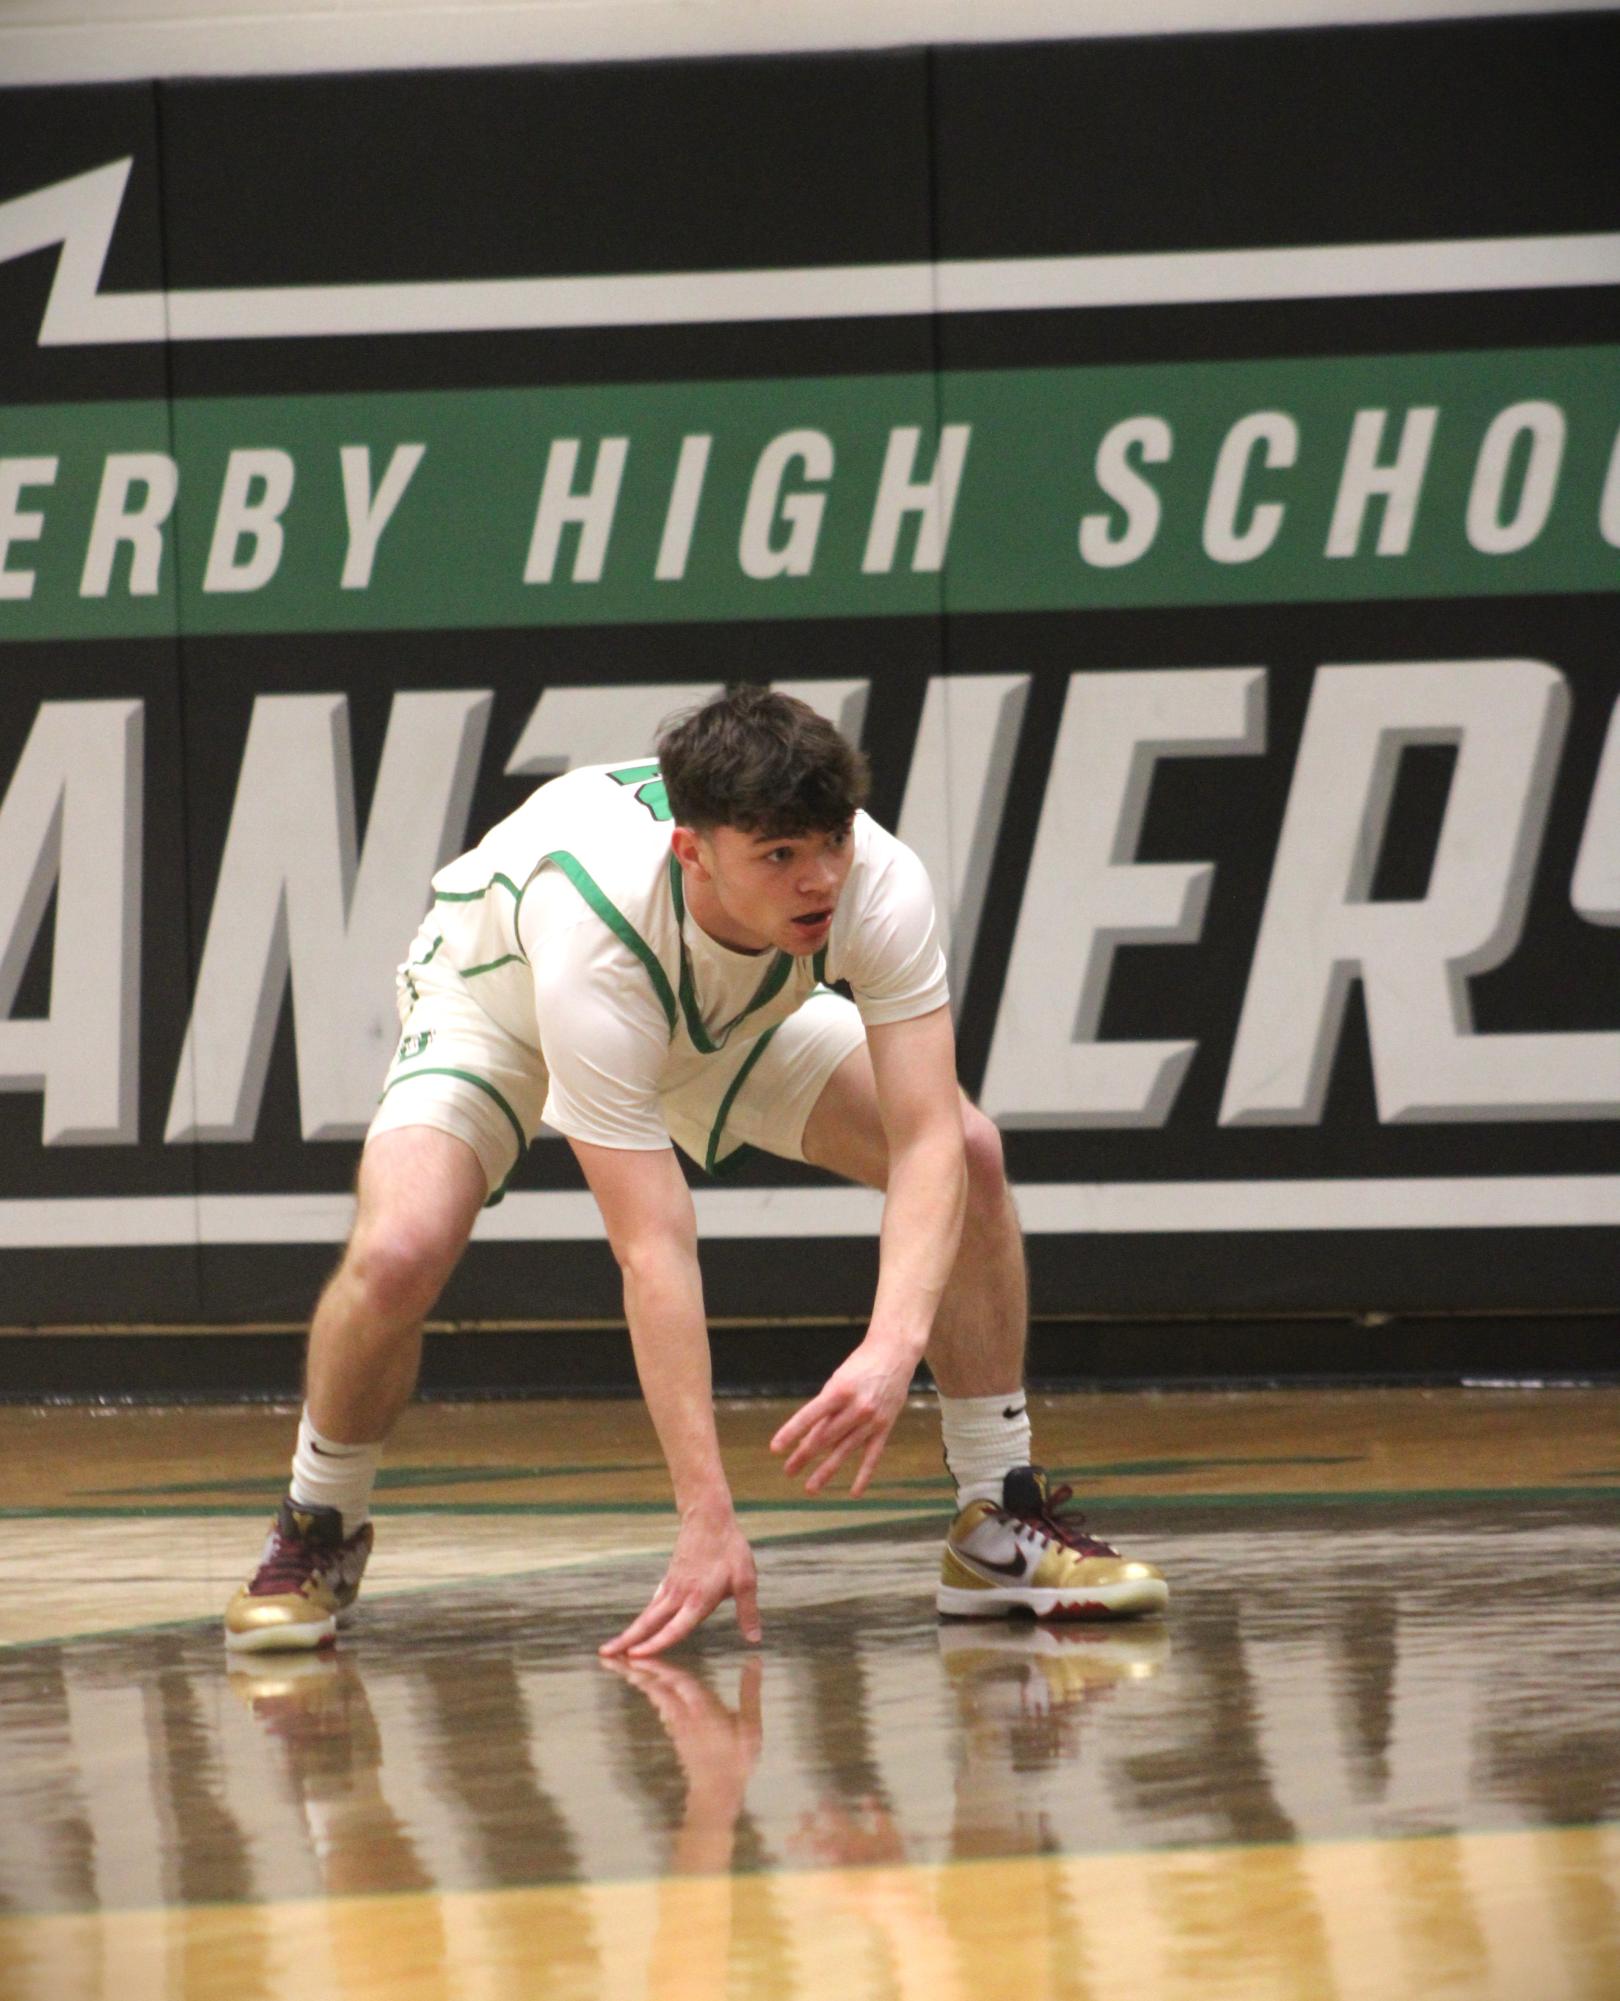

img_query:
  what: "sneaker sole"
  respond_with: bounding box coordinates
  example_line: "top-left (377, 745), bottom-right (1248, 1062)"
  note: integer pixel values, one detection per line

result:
top-left (223, 1604), bottom-right (355, 1654)
top-left (937, 1578), bottom-right (1169, 1620)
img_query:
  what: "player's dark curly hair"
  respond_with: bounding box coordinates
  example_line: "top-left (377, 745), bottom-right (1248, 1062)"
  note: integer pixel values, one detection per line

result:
top-left (656, 684), bottom-right (869, 836)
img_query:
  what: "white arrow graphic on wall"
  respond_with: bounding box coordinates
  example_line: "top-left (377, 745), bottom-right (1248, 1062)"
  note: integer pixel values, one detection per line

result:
top-left (2, 156), bottom-right (1619, 346)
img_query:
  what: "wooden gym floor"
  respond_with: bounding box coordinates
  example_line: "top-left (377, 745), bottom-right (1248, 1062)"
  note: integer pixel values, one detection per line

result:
top-left (0, 1385), bottom-right (1616, 2000)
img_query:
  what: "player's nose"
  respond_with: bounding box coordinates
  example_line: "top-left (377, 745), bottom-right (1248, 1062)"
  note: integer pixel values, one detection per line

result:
top-left (798, 854), bottom-right (839, 899)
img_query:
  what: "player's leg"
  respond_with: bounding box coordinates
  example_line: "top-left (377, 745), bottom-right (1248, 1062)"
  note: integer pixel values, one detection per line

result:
top-left (671, 997), bottom-right (1025, 1425)
top-left (694, 999), bottom-right (1166, 1620)
top-left (797, 1041), bottom-right (1028, 1410)
top-left (302, 1125), bottom-right (488, 1445)
top-left (224, 1126), bottom-right (489, 1654)
top-left (226, 966), bottom-right (544, 1654)
top-left (663, 992), bottom-right (1022, 1397)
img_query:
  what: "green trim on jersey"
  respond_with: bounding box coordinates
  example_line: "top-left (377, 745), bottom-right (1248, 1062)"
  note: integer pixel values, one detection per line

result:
top-left (434, 873), bottom-right (523, 905)
top-left (376, 1064), bottom-right (528, 1206)
top-left (403, 932), bottom-right (442, 1003)
top-left (703, 1025), bottom-right (779, 1177)
top-left (539, 850), bottom-right (678, 1036)
top-left (667, 855), bottom-right (794, 1055)
top-left (458, 953), bottom-right (525, 978)
top-left (412, 929), bottom-right (522, 982)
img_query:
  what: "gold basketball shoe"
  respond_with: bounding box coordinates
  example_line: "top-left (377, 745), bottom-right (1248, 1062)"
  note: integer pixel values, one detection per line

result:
top-left (224, 1499), bottom-right (373, 1652)
top-left (938, 1465), bottom-right (1168, 1620)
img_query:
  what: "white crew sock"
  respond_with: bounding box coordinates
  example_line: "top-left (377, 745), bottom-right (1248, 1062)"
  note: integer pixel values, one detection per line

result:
top-left (288, 1408), bottom-right (381, 1537)
top-left (939, 1390), bottom-right (1033, 1508)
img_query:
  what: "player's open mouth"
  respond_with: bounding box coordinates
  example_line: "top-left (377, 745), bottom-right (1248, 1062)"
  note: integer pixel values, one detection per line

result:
top-left (791, 909), bottom-right (832, 934)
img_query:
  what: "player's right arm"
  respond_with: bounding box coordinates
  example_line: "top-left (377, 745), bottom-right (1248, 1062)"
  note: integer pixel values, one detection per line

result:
top-left (526, 877), bottom-right (759, 1654)
top-left (568, 1137), bottom-right (761, 1658)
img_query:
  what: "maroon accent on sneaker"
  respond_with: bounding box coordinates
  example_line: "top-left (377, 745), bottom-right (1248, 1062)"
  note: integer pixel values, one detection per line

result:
top-left (248, 1501), bottom-right (349, 1597)
top-left (1004, 1482), bottom-right (1121, 1560)
top-left (251, 1533), bottom-right (325, 1597)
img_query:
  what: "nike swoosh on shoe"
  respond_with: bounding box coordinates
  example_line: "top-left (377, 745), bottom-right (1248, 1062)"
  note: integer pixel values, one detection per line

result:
top-left (960, 1545), bottom-right (1028, 1580)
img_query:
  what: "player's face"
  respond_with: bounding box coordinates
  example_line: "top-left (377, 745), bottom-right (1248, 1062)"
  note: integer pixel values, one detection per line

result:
top-left (679, 821), bottom-right (856, 955)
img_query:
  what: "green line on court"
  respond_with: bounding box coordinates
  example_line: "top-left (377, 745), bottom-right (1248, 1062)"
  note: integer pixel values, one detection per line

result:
top-left (76, 1462), bottom-right (664, 1498)
top-left (3, 1484), bottom-right (1616, 1520)
top-left (883, 1455), bottom-right (1363, 1487)
top-left (0, 1510), bottom-right (929, 1652)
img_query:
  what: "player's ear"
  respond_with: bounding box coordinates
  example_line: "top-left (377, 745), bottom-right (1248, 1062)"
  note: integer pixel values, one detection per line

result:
top-left (670, 825), bottom-right (705, 875)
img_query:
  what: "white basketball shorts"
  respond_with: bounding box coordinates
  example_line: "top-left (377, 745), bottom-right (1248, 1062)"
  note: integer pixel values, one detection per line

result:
top-left (366, 957), bottom-right (864, 1203)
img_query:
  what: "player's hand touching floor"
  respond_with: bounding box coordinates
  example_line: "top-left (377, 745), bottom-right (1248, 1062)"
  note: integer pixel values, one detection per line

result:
top-left (599, 1501), bottom-right (762, 1658)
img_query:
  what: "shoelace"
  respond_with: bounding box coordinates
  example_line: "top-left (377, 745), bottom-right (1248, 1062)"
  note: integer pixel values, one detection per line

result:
top-left (253, 1526), bottom-right (330, 1594)
top-left (1006, 1483), bottom-right (1120, 1559)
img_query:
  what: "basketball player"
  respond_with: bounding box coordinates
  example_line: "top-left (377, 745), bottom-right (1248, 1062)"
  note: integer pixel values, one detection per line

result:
top-left (224, 687), bottom-right (1167, 1656)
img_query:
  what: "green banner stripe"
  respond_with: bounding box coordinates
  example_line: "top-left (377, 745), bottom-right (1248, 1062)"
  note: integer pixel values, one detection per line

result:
top-left (1, 346), bottom-right (1615, 641)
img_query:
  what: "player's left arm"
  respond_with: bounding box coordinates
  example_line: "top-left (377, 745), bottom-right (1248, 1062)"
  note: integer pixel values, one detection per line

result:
top-left (772, 1003), bottom-right (967, 1496)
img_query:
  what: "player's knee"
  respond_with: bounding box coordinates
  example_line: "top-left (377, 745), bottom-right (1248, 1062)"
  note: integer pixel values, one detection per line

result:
top-left (961, 1102), bottom-right (1008, 1209)
top-left (345, 1215), bottom-right (461, 1321)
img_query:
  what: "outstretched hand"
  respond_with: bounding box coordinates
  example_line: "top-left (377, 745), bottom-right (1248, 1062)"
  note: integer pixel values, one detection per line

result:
top-left (769, 1334), bottom-right (921, 1497)
top-left (599, 1506), bottom-right (762, 1659)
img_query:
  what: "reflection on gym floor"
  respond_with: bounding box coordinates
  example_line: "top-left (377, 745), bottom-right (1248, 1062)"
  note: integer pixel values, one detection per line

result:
top-left (1, 1391), bottom-right (1617, 1999)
